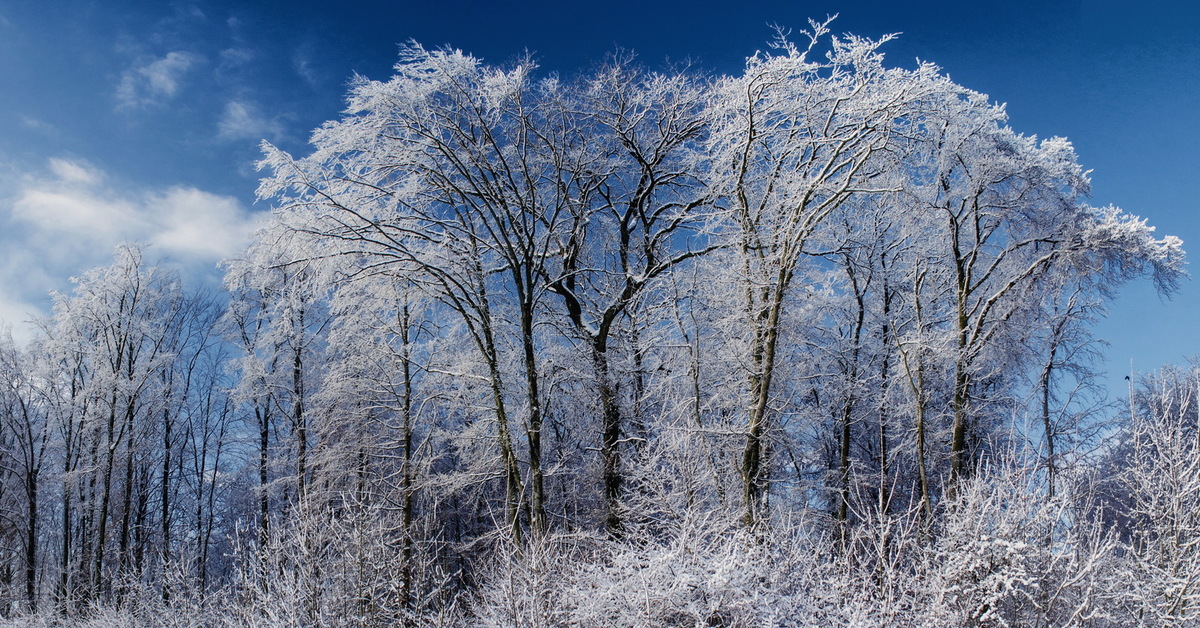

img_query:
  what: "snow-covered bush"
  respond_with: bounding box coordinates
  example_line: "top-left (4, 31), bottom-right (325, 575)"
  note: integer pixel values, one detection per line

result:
top-left (1116, 366), bottom-right (1200, 626)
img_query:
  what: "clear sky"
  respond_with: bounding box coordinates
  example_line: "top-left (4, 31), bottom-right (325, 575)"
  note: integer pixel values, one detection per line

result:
top-left (0, 0), bottom-right (1196, 390)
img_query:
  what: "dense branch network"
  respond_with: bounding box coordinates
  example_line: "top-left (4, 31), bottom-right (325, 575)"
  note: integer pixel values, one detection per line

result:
top-left (0, 25), bottom-right (1189, 627)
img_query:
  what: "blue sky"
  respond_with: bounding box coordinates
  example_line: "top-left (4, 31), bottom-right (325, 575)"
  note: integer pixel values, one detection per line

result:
top-left (0, 0), bottom-right (1196, 388)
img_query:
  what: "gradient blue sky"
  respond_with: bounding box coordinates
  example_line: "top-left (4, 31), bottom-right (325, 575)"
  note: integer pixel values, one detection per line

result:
top-left (0, 0), bottom-right (1196, 389)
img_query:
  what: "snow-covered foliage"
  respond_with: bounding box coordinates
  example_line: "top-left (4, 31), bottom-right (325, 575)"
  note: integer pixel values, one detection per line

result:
top-left (0, 23), bottom-right (1190, 628)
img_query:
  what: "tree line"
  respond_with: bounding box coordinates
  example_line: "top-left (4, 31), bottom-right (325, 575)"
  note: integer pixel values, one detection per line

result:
top-left (0, 22), bottom-right (1194, 626)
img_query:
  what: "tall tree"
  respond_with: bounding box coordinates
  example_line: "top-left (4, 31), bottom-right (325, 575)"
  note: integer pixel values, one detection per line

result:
top-left (0, 337), bottom-right (49, 610)
top-left (704, 22), bottom-right (949, 525)
top-left (258, 45), bottom-right (575, 539)
top-left (897, 90), bottom-right (1183, 493)
top-left (542, 58), bottom-right (710, 534)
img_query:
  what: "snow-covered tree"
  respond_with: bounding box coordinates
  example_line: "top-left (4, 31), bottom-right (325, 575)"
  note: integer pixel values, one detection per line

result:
top-left (0, 24), bottom-right (1191, 628)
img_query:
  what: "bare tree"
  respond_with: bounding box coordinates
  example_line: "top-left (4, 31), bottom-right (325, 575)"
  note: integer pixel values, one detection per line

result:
top-left (704, 22), bottom-right (949, 526)
top-left (541, 58), bottom-right (710, 534)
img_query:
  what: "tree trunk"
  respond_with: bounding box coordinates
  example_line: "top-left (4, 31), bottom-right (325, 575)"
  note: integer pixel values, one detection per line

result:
top-left (878, 277), bottom-right (893, 517)
top-left (117, 416), bottom-right (137, 588)
top-left (294, 340), bottom-right (307, 506)
top-left (398, 301), bottom-right (415, 621)
top-left (519, 298), bottom-right (546, 538)
top-left (160, 402), bottom-right (172, 602)
top-left (257, 402), bottom-right (270, 547)
top-left (899, 269), bottom-right (932, 525)
top-left (836, 263), bottom-right (866, 547)
top-left (24, 470), bottom-right (37, 611)
top-left (94, 400), bottom-right (121, 599)
top-left (472, 263), bottom-right (524, 545)
top-left (743, 290), bottom-right (785, 527)
top-left (593, 337), bottom-right (623, 536)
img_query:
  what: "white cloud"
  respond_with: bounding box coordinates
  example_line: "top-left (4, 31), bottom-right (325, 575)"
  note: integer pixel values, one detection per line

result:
top-left (147, 186), bottom-right (257, 259)
top-left (12, 162), bottom-right (138, 243)
top-left (116, 51), bottom-right (200, 110)
top-left (13, 188), bottom-right (139, 240)
top-left (0, 158), bottom-right (263, 339)
top-left (0, 295), bottom-right (41, 345)
top-left (10, 157), bottom-right (259, 261)
top-left (217, 100), bottom-right (283, 141)
top-left (47, 158), bottom-right (101, 185)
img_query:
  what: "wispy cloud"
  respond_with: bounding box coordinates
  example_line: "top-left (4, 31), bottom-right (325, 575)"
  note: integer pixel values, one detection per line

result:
top-left (219, 47), bottom-right (254, 69)
top-left (116, 51), bottom-right (201, 110)
top-left (19, 116), bottom-right (60, 135)
top-left (293, 45), bottom-right (320, 88)
top-left (217, 100), bottom-right (284, 141)
top-left (47, 158), bottom-right (101, 185)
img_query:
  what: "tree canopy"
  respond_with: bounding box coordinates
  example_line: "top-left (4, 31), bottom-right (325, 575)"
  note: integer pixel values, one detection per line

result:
top-left (0, 24), bottom-right (1191, 627)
